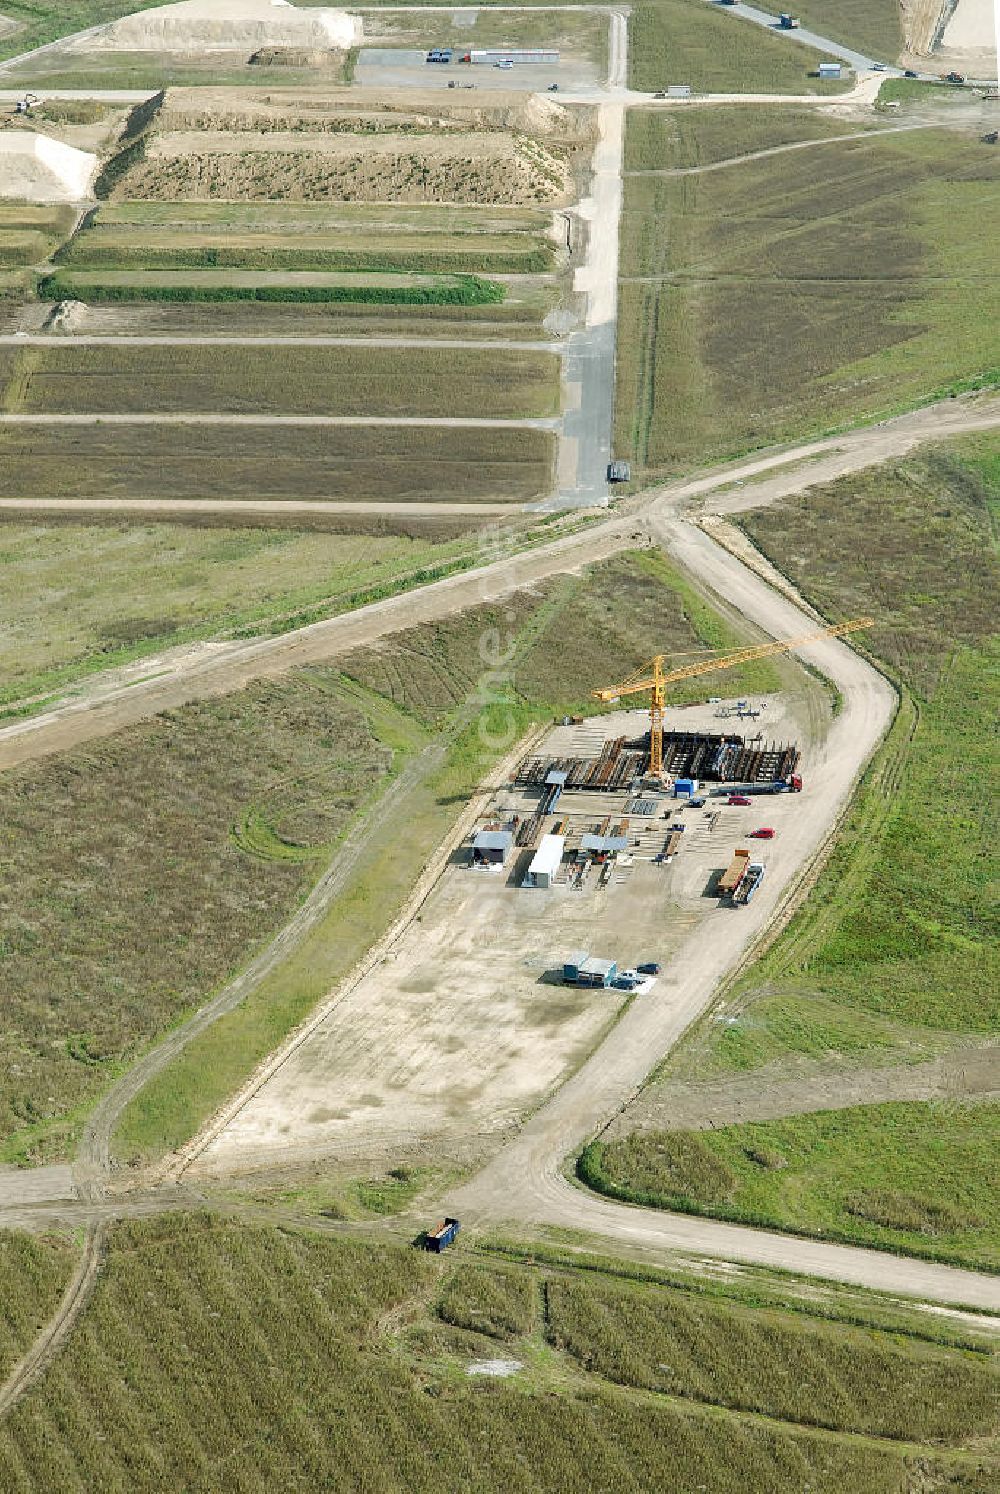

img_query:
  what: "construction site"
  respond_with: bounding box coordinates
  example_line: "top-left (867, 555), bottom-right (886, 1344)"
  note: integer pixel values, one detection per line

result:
top-left (0, 0), bottom-right (997, 1483)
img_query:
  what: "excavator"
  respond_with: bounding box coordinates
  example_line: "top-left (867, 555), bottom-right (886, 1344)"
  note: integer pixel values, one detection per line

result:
top-left (592, 618), bottom-right (874, 778)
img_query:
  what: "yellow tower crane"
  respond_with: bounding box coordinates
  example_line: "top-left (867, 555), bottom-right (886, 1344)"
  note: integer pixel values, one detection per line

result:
top-left (592, 618), bottom-right (875, 778)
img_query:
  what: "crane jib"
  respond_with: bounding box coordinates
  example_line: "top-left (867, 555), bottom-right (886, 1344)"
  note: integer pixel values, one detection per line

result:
top-left (591, 618), bottom-right (875, 777)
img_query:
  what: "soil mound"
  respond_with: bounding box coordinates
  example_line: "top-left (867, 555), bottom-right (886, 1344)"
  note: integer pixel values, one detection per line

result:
top-left (0, 134), bottom-right (97, 202)
top-left (91, 0), bottom-right (362, 53)
top-left (44, 298), bottom-right (89, 333)
top-left (121, 128), bottom-right (571, 204)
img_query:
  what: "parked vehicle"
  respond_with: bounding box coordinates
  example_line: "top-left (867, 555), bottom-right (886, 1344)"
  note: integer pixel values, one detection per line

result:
top-left (727, 795), bottom-right (752, 807)
top-left (686, 797), bottom-right (706, 809)
top-left (750, 827), bottom-right (775, 839)
top-left (637, 962), bottom-right (661, 975)
top-left (872, 62), bottom-right (886, 72)
top-left (904, 69), bottom-right (917, 78)
top-left (495, 58), bottom-right (514, 69)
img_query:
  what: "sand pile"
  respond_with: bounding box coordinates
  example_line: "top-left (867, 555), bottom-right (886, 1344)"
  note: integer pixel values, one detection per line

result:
top-left (941, 0), bottom-right (997, 62)
top-left (44, 299), bottom-right (89, 333)
top-left (90, 0), bottom-right (363, 53)
top-left (0, 134), bottom-right (97, 202)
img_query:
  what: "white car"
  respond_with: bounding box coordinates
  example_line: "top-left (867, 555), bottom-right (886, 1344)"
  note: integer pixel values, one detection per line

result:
top-left (495, 58), bottom-right (514, 69)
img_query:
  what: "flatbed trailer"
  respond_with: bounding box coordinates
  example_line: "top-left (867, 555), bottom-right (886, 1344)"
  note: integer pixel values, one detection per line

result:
top-left (712, 774), bottom-right (802, 797)
top-left (717, 848), bottom-right (750, 896)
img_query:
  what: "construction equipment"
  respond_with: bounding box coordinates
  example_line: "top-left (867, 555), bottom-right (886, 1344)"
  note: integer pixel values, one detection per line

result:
top-left (14, 93), bottom-right (39, 116)
top-left (591, 618), bottom-right (874, 778)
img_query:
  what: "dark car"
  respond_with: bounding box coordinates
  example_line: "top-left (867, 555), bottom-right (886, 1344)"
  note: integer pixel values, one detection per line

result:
top-left (686, 797), bottom-right (706, 809)
top-left (637, 962), bottom-right (661, 975)
top-left (903, 69), bottom-right (918, 78)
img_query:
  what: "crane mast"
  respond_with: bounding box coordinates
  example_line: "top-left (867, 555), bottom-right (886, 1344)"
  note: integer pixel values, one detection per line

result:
top-left (592, 617), bottom-right (874, 778)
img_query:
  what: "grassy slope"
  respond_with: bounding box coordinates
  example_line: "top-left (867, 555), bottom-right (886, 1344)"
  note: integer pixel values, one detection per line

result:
top-left (628, 0), bottom-right (848, 93)
top-left (591, 437), bottom-right (1000, 1266)
top-left (0, 343), bottom-right (560, 419)
top-left (0, 1231), bottom-right (74, 1383)
top-left (616, 125), bottom-right (1000, 475)
top-left (0, 1215), bottom-right (995, 1489)
top-left (0, 523), bottom-right (497, 713)
top-left (0, 672), bottom-right (414, 1164)
top-left (115, 552), bottom-right (784, 1162)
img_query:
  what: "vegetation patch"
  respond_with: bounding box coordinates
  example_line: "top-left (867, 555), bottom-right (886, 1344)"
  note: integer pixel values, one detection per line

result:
top-left (0, 422), bottom-right (554, 505)
top-left (624, 107), bottom-right (869, 171)
top-left (628, 0), bottom-right (849, 93)
top-left (789, 0), bottom-right (903, 61)
top-left (438, 1263), bottom-right (537, 1341)
top-left (616, 126), bottom-right (1000, 475)
top-left (587, 1102), bottom-right (1000, 1270)
top-left (39, 269), bottom-right (505, 306)
top-left (544, 1269), bottom-right (999, 1442)
top-left (0, 340), bottom-right (558, 420)
top-left (343, 550), bottom-right (784, 727)
top-left (0, 672), bottom-right (401, 1162)
top-left (0, 1213), bottom-right (994, 1488)
top-left (0, 1230), bottom-right (75, 1382)
top-left (0, 522), bottom-right (525, 715)
top-left (580, 1131), bottom-right (736, 1207)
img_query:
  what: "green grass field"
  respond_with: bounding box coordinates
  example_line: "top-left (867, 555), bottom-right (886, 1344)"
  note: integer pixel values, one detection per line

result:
top-left (0, 672), bottom-right (411, 1163)
top-left (616, 125), bottom-right (1000, 475)
top-left (628, 0), bottom-right (850, 93)
top-left (788, 0), bottom-right (903, 61)
top-left (595, 437), bottom-right (1000, 1267)
top-left (0, 1230), bottom-right (74, 1382)
top-left (0, 522), bottom-right (501, 714)
top-left (583, 1101), bottom-right (1000, 1270)
top-left (0, 341), bottom-right (558, 419)
top-left (623, 107), bottom-right (876, 171)
top-left (39, 267), bottom-right (506, 306)
top-left (0, 422), bottom-right (555, 505)
top-left (0, 1215), bottom-right (995, 1489)
top-left (0, 0), bottom-right (162, 61)
top-left (59, 200), bottom-right (556, 276)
